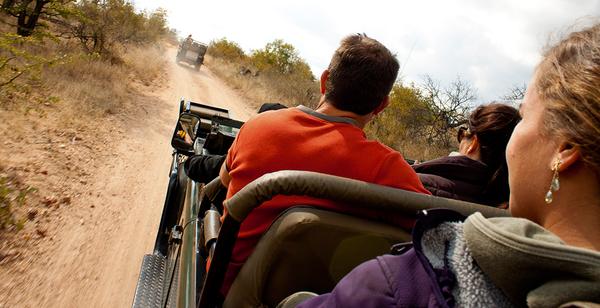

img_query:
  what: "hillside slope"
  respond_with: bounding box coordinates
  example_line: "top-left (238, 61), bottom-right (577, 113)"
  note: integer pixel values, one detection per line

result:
top-left (0, 47), bottom-right (253, 308)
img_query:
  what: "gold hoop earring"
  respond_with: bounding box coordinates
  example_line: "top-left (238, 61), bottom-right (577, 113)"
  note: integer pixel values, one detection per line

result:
top-left (545, 159), bottom-right (561, 204)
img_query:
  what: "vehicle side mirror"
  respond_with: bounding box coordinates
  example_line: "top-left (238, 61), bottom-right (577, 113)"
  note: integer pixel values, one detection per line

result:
top-left (171, 113), bottom-right (200, 155)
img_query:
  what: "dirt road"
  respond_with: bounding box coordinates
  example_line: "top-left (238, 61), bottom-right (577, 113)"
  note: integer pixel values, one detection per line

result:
top-left (0, 48), bottom-right (253, 307)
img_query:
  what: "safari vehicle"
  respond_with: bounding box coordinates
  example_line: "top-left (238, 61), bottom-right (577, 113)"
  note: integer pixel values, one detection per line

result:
top-left (176, 39), bottom-right (208, 70)
top-left (131, 100), bottom-right (509, 308)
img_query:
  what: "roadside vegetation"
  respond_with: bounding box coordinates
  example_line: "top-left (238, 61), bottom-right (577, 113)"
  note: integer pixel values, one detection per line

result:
top-left (206, 37), bottom-right (524, 161)
top-left (207, 38), bottom-right (319, 109)
top-left (0, 169), bottom-right (35, 231)
top-left (0, 0), bottom-right (173, 233)
top-left (367, 76), bottom-right (477, 160)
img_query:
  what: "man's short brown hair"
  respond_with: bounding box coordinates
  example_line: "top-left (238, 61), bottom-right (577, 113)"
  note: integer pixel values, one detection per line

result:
top-left (325, 34), bottom-right (399, 115)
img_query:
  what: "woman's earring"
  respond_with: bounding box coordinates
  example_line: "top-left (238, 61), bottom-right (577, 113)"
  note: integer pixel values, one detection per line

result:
top-left (545, 159), bottom-right (562, 204)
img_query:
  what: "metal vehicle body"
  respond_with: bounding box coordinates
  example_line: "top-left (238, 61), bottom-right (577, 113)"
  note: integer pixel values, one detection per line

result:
top-left (132, 99), bottom-right (241, 308)
top-left (176, 39), bottom-right (208, 70)
top-left (132, 100), bottom-right (510, 308)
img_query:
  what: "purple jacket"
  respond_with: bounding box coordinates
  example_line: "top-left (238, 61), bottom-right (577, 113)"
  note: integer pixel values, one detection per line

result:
top-left (299, 207), bottom-right (600, 308)
top-left (298, 210), bottom-right (465, 308)
top-left (296, 249), bottom-right (447, 307)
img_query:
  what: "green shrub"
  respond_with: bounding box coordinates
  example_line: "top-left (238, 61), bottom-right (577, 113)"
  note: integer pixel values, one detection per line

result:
top-left (0, 32), bottom-right (65, 92)
top-left (70, 0), bottom-right (170, 56)
top-left (0, 173), bottom-right (34, 231)
top-left (207, 38), bottom-right (319, 108)
top-left (250, 39), bottom-right (314, 80)
top-left (208, 38), bottom-right (246, 60)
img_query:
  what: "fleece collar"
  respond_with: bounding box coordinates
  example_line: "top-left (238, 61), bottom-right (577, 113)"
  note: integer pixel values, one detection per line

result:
top-left (463, 213), bottom-right (600, 307)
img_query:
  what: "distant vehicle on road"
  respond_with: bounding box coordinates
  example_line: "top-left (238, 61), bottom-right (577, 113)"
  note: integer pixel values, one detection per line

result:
top-left (176, 39), bottom-right (207, 70)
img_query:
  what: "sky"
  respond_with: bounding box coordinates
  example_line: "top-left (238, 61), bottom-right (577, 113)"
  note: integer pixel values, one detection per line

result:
top-left (134, 0), bottom-right (599, 102)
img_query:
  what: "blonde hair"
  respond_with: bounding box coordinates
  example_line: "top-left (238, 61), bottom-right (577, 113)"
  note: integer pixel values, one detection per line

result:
top-left (535, 23), bottom-right (600, 173)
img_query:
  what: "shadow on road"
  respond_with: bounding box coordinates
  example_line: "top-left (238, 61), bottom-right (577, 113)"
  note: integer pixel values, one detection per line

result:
top-left (175, 61), bottom-right (209, 77)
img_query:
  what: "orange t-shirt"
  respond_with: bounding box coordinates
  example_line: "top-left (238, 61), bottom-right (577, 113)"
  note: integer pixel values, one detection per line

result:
top-left (221, 106), bottom-right (430, 294)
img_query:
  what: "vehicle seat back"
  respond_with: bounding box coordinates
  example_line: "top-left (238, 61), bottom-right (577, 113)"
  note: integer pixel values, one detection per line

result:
top-left (223, 206), bottom-right (411, 308)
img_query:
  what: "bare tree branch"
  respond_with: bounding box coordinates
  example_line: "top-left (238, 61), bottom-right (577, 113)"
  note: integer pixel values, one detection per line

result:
top-left (0, 68), bottom-right (25, 87)
top-left (420, 75), bottom-right (476, 148)
top-left (0, 57), bottom-right (15, 71)
top-left (502, 83), bottom-right (527, 101)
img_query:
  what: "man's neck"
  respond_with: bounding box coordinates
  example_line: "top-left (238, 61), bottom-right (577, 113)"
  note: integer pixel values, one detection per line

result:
top-left (314, 99), bottom-right (371, 129)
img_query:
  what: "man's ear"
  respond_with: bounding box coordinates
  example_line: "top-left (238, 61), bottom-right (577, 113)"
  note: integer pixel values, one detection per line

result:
top-left (556, 142), bottom-right (581, 172)
top-left (320, 70), bottom-right (329, 95)
top-left (372, 96), bottom-right (390, 115)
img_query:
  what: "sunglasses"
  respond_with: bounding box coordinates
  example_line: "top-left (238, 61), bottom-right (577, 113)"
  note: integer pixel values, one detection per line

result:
top-left (457, 126), bottom-right (472, 143)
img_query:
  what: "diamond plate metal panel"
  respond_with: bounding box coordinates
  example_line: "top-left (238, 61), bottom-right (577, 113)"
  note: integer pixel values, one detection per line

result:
top-left (132, 254), bottom-right (167, 308)
top-left (165, 258), bottom-right (180, 308)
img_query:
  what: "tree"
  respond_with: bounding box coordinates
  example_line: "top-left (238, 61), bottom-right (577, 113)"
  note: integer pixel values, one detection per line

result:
top-left (69, 0), bottom-right (169, 55)
top-left (421, 75), bottom-right (476, 148)
top-left (1, 0), bottom-right (75, 37)
top-left (142, 8), bottom-right (168, 42)
top-left (367, 83), bottom-right (431, 148)
top-left (251, 39), bottom-right (314, 80)
top-left (208, 38), bottom-right (246, 60)
top-left (0, 32), bottom-right (64, 90)
top-left (502, 83), bottom-right (527, 101)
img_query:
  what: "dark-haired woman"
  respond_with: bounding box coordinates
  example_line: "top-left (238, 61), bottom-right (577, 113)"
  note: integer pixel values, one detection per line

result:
top-left (412, 103), bottom-right (520, 206)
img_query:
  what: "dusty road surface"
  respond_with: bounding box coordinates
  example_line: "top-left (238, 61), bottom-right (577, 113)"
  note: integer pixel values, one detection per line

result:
top-left (0, 48), bottom-right (253, 307)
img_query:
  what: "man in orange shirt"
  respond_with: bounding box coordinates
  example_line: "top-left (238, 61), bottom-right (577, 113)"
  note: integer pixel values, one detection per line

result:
top-left (218, 34), bottom-right (430, 294)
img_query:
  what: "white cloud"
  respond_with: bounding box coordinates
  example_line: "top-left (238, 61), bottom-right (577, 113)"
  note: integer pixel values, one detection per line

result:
top-left (134, 0), bottom-right (599, 101)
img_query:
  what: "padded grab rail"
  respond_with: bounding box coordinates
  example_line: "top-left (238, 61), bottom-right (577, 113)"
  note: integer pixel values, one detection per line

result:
top-left (224, 170), bottom-right (509, 222)
top-left (199, 170), bottom-right (509, 307)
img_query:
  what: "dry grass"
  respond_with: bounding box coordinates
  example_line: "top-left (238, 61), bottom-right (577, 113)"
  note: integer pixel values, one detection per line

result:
top-left (206, 55), bottom-right (319, 108)
top-left (40, 43), bottom-right (167, 116)
top-left (120, 45), bottom-right (168, 85)
top-left (43, 54), bottom-right (129, 115)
